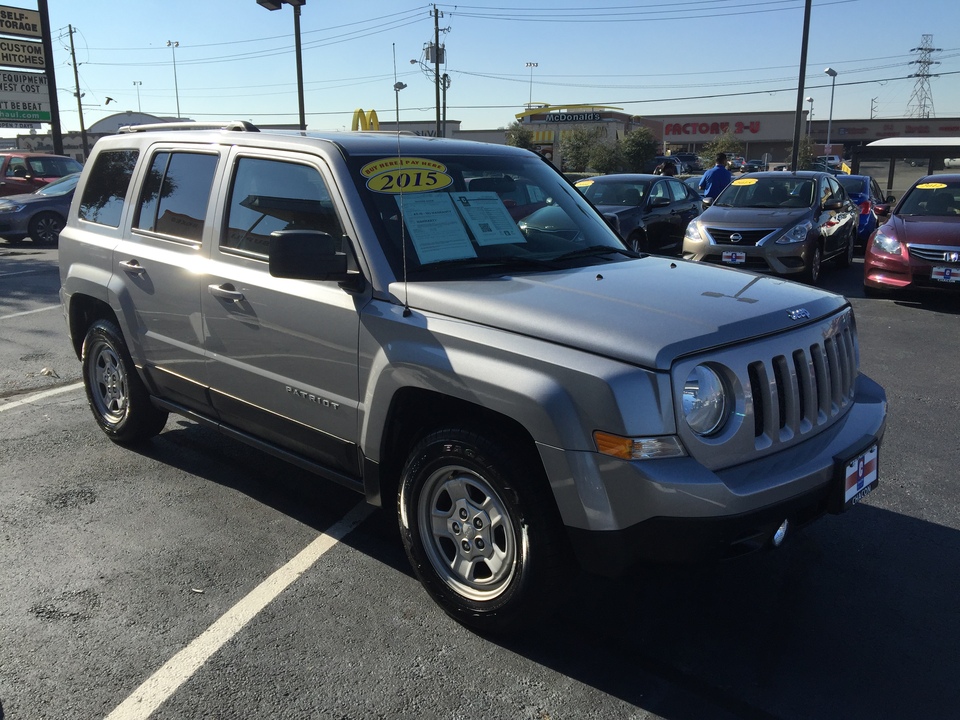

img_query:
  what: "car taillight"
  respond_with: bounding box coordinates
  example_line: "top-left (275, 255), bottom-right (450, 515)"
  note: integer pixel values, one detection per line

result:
top-left (859, 200), bottom-right (872, 215)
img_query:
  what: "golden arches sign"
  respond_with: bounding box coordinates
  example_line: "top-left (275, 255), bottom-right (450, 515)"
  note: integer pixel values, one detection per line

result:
top-left (351, 108), bottom-right (380, 131)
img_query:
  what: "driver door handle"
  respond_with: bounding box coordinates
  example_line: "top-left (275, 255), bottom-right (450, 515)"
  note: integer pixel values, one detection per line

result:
top-left (118, 259), bottom-right (146, 276)
top-left (208, 283), bottom-right (245, 302)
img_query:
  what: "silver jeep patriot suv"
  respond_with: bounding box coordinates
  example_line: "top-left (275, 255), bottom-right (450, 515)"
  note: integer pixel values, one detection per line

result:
top-left (60, 122), bottom-right (886, 632)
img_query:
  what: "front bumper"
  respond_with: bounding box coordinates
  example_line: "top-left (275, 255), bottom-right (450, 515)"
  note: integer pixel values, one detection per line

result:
top-left (539, 373), bottom-right (886, 575)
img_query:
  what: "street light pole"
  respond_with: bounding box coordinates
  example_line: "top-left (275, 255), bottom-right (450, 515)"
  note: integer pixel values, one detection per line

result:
top-left (256, 0), bottom-right (307, 131)
top-left (824, 67), bottom-right (837, 154)
top-left (166, 41), bottom-right (180, 118)
top-left (133, 81), bottom-right (142, 113)
top-left (525, 62), bottom-right (538, 106)
top-left (806, 96), bottom-right (814, 135)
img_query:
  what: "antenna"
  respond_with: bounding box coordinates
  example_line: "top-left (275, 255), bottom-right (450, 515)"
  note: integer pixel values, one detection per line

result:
top-left (393, 42), bottom-right (411, 316)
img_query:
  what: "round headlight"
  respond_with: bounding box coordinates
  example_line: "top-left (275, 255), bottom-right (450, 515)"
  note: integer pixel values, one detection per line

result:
top-left (682, 365), bottom-right (727, 436)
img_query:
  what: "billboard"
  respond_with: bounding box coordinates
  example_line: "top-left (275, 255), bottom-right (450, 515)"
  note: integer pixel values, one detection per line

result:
top-left (0, 5), bottom-right (41, 39)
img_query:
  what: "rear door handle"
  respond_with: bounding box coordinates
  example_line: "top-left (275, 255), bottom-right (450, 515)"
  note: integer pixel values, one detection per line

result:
top-left (118, 259), bottom-right (146, 275)
top-left (207, 283), bottom-right (245, 302)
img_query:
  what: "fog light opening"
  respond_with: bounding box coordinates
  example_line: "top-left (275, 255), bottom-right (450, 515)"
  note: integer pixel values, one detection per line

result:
top-left (772, 519), bottom-right (789, 548)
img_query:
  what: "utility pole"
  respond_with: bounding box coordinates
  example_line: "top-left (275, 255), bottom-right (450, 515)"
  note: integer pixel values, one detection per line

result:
top-left (870, 97), bottom-right (878, 120)
top-left (789, 0), bottom-right (812, 172)
top-left (433, 5), bottom-right (441, 137)
top-left (37, 0), bottom-right (63, 155)
top-left (68, 25), bottom-right (89, 159)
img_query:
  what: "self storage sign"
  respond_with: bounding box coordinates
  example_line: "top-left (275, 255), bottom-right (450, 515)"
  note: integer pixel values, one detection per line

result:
top-left (0, 5), bottom-right (41, 39)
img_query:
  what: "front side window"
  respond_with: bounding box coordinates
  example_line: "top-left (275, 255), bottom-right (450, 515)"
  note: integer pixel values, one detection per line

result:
top-left (135, 152), bottom-right (218, 242)
top-left (222, 157), bottom-right (343, 256)
top-left (78, 149), bottom-right (139, 227)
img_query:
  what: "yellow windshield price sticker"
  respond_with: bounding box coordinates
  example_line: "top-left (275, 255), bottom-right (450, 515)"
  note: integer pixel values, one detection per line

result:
top-left (362, 156), bottom-right (454, 194)
top-left (732, 177), bottom-right (758, 186)
top-left (916, 182), bottom-right (947, 190)
top-left (574, 179), bottom-right (594, 188)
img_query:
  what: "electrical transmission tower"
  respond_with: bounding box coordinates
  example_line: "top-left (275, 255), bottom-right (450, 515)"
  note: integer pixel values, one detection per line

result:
top-left (907, 34), bottom-right (940, 118)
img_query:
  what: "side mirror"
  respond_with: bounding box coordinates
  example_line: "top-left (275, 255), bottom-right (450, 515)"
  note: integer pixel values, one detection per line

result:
top-left (885, 195), bottom-right (896, 204)
top-left (874, 204), bottom-right (892, 218)
top-left (823, 198), bottom-right (844, 212)
top-left (269, 230), bottom-right (349, 281)
top-left (649, 196), bottom-right (671, 208)
top-left (702, 196), bottom-right (714, 208)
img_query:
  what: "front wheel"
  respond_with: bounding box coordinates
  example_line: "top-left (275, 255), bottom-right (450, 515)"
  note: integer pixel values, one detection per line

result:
top-left (28, 211), bottom-right (65, 245)
top-left (398, 428), bottom-right (567, 633)
top-left (802, 243), bottom-right (823, 285)
top-left (81, 320), bottom-right (168, 444)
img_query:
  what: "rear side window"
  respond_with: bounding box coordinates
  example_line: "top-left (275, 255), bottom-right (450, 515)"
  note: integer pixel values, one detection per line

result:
top-left (222, 157), bottom-right (343, 256)
top-left (78, 149), bottom-right (140, 227)
top-left (135, 151), bottom-right (219, 242)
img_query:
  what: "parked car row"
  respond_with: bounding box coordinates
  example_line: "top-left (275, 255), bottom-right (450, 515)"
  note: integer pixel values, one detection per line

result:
top-left (0, 151), bottom-right (83, 245)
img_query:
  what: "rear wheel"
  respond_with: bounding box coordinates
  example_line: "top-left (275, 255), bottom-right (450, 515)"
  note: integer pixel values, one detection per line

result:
top-left (28, 211), bottom-right (65, 245)
top-left (81, 320), bottom-right (168, 443)
top-left (836, 227), bottom-right (855, 268)
top-left (398, 427), bottom-right (567, 633)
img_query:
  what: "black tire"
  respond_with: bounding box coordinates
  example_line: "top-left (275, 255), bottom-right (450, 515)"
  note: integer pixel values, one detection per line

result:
top-left (398, 427), bottom-right (567, 634)
top-left (802, 243), bottom-right (823, 285)
top-left (836, 227), bottom-right (855, 269)
top-left (28, 211), bottom-right (65, 246)
top-left (81, 319), bottom-right (168, 444)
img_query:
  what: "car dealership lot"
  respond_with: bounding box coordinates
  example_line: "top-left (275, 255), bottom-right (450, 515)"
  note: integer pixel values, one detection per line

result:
top-left (1, 244), bottom-right (959, 719)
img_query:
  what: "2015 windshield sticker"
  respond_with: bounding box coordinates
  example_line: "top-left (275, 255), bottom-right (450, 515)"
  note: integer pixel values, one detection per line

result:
top-left (732, 177), bottom-right (758, 186)
top-left (362, 156), bottom-right (454, 194)
top-left (916, 182), bottom-right (948, 190)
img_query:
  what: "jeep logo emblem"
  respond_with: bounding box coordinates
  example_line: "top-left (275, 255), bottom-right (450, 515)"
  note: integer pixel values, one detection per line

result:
top-left (787, 308), bottom-right (811, 321)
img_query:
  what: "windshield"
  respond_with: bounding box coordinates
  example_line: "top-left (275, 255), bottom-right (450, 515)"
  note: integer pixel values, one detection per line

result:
top-left (715, 176), bottom-right (815, 209)
top-left (37, 172), bottom-right (80, 196)
top-left (575, 179), bottom-right (649, 207)
top-left (348, 151), bottom-right (626, 278)
top-left (837, 176), bottom-right (865, 195)
top-left (897, 179), bottom-right (960, 216)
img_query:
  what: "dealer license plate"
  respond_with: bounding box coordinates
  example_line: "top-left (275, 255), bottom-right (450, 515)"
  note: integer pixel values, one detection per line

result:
top-left (722, 251), bottom-right (746, 264)
top-left (931, 266), bottom-right (960, 283)
top-left (841, 444), bottom-right (879, 509)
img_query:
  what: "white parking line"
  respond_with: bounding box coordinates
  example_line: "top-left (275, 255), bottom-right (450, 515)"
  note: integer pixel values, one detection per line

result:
top-left (0, 304), bottom-right (61, 321)
top-left (0, 382), bottom-right (84, 412)
top-left (103, 501), bottom-right (375, 720)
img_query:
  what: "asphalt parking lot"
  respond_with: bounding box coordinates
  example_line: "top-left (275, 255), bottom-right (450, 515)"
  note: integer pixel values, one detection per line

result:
top-left (1, 243), bottom-right (958, 720)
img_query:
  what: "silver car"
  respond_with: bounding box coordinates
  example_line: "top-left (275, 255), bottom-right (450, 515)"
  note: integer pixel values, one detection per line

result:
top-left (683, 171), bottom-right (859, 284)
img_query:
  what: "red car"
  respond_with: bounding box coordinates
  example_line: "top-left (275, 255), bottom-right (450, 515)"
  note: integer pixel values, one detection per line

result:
top-left (863, 174), bottom-right (960, 295)
top-left (0, 152), bottom-right (83, 197)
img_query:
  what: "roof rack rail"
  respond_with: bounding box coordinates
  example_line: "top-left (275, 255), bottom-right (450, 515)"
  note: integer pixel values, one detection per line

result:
top-left (117, 120), bottom-right (260, 134)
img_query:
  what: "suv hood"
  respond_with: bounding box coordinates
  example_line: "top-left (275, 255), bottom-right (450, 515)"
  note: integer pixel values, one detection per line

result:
top-left (700, 205), bottom-right (810, 229)
top-left (396, 257), bottom-right (847, 370)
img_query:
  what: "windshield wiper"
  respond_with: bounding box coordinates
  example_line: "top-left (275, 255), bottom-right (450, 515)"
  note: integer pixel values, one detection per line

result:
top-left (417, 254), bottom-right (558, 273)
top-left (552, 245), bottom-right (637, 262)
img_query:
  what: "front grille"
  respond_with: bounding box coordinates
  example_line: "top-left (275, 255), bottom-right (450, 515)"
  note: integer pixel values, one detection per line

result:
top-left (706, 227), bottom-right (777, 246)
top-left (747, 323), bottom-right (857, 443)
top-left (672, 309), bottom-right (859, 470)
top-left (907, 243), bottom-right (960, 263)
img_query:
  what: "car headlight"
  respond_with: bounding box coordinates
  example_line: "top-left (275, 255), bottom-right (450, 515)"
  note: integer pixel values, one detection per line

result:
top-left (682, 365), bottom-right (728, 436)
top-left (0, 202), bottom-right (25, 213)
top-left (684, 221), bottom-right (704, 243)
top-left (775, 219), bottom-right (813, 244)
top-left (871, 227), bottom-right (902, 255)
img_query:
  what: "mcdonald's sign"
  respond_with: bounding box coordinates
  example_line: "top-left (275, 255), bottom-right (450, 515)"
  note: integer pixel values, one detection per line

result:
top-left (352, 108), bottom-right (380, 131)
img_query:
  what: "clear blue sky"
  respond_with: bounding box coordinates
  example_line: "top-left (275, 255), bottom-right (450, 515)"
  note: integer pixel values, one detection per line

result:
top-left (17, 0), bottom-right (960, 138)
